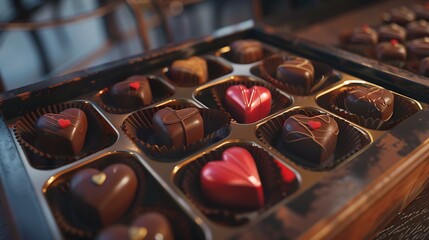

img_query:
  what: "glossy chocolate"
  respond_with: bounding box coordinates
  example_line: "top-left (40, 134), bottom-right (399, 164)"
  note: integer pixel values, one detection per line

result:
top-left (345, 86), bottom-right (395, 121)
top-left (70, 164), bottom-right (138, 227)
top-left (225, 84), bottom-right (272, 123)
top-left (282, 114), bottom-right (339, 164)
top-left (419, 57), bottom-right (429, 76)
top-left (109, 75), bottom-right (152, 109)
top-left (406, 37), bottom-right (429, 59)
top-left (96, 212), bottom-right (174, 240)
top-left (406, 20), bottom-right (429, 40)
top-left (200, 147), bottom-right (264, 209)
top-left (169, 56), bottom-right (208, 85)
top-left (377, 24), bottom-right (406, 42)
top-left (383, 7), bottom-right (416, 25)
top-left (345, 25), bottom-right (378, 44)
top-left (35, 108), bottom-right (87, 155)
top-left (229, 40), bottom-right (263, 64)
top-left (276, 58), bottom-right (315, 89)
top-left (152, 107), bottom-right (204, 148)
top-left (375, 40), bottom-right (407, 61)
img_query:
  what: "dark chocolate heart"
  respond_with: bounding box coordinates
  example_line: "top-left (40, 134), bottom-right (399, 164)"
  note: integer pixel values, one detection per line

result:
top-left (200, 147), bottom-right (264, 209)
top-left (282, 114), bottom-right (339, 164)
top-left (35, 108), bottom-right (88, 155)
top-left (230, 40), bottom-right (263, 64)
top-left (70, 164), bottom-right (138, 227)
top-left (169, 56), bottom-right (208, 85)
top-left (96, 212), bottom-right (174, 240)
top-left (225, 84), bottom-right (272, 123)
top-left (344, 86), bottom-right (394, 121)
top-left (109, 75), bottom-right (152, 109)
top-left (276, 58), bottom-right (315, 89)
top-left (152, 107), bottom-right (204, 148)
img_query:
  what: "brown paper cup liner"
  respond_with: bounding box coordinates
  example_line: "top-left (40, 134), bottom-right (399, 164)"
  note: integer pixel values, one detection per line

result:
top-left (122, 105), bottom-right (231, 161)
top-left (343, 43), bottom-right (375, 56)
top-left (163, 55), bottom-right (233, 87)
top-left (205, 78), bottom-right (292, 123)
top-left (329, 88), bottom-right (421, 130)
top-left (405, 59), bottom-right (421, 74)
top-left (177, 143), bottom-right (296, 226)
top-left (366, 49), bottom-right (406, 68)
top-left (13, 101), bottom-right (117, 169)
top-left (259, 54), bottom-right (337, 96)
top-left (256, 108), bottom-right (371, 171)
top-left (94, 76), bottom-right (174, 114)
top-left (45, 155), bottom-right (146, 239)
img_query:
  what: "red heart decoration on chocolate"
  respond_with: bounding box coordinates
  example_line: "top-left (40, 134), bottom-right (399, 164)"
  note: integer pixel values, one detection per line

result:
top-left (129, 81), bottom-right (140, 90)
top-left (70, 164), bottom-right (138, 227)
top-left (57, 119), bottom-right (71, 128)
top-left (307, 120), bottom-right (321, 130)
top-left (200, 147), bottom-right (264, 209)
top-left (225, 84), bottom-right (272, 123)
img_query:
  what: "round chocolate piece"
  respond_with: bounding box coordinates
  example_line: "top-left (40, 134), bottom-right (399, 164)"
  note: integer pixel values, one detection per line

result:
top-left (282, 114), bottom-right (339, 164)
top-left (152, 107), bottom-right (204, 148)
top-left (406, 20), bottom-right (429, 40)
top-left (378, 24), bottom-right (406, 42)
top-left (35, 108), bottom-right (88, 155)
top-left (109, 75), bottom-right (152, 109)
top-left (96, 212), bottom-right (174, 240)
top-left (375, 40), bottom-right (407, 61)
top-left (348, 25), bottom-right (378, 44)
top-left (418, 57), bottom-right (429, 76)
top-left (169, 56), bottom-right (208, 85)
top-left (406, 37), bottom-right (429, 59)
top-left (276, 58), bottom-right (315, 89)
top-left (70, 164), bottom-right (138, 227)
top-left (383, 7), bottom-right (416, 26)
top-left (229, 40), bottom-right (263, 64)
top-left (344, 86), bottom-right (394, 121)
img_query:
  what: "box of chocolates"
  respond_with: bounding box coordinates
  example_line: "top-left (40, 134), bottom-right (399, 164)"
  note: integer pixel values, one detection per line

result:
top-left (1, 24), bottom-right (429, 240)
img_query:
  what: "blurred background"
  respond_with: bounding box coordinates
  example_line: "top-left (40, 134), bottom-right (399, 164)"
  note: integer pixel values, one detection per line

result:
top-left (0, 0), bottom-right (375, 91)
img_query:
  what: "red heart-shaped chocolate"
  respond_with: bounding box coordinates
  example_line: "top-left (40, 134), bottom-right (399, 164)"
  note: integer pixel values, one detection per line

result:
top-left (70, 164), bottom-right (138, 227)
top-left (35, 108), bottom-right (88, 155)
top-left (200, 147), bottom-right (264, 209)
top-left (225, 85), bottom-right (272, 123)
top-left (96, 212), bottom-right (174, 240)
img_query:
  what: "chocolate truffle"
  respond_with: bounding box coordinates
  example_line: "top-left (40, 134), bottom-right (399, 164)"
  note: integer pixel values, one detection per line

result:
top-left (406, 20), bottom-right (429, 40)
top-left (152, 107), bottom-right (204, 148)
top-left (109, 75), bottom-right (152, 109)
top-left (200, 147), bottom-right (264, 209)
top-left (377, 24), bottom-right (406, 42)
top-left (375, 39), bottom-right (407, 65)
top-left (344, 86), bottom-right (394, 121)
top-left (341, 25), bottom-right (378, 45)
top-left (282, 114), bottom-right (339, 164)
top-left (276, 58), bottom-right (315, 89)
top-left (412, 4), bottom-right (429, 21)
top-left (418, 57), bottom-right (429, 76)
top-left (70, 164), bottom-right (138, 227)
top-left (229, 40), bottom-right (263, 64)
top-left (407, 37), bottom-right (429, 59)
top-left (383, 7), bottom-right (416, 26)
top-left (35, 108), bottom-right (87, 155)
top-left (225, 84), bottom-right (272, 123)
top-left (96, 212), bottom-right (174, 240)
top-left (169, 56), bottom-right (208, 85)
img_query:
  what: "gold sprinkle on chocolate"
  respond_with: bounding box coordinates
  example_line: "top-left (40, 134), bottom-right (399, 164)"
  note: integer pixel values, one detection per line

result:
top-left (91, 173), bottom-right (106, 186)
top-left (128, 227), bottom-right (148, 240)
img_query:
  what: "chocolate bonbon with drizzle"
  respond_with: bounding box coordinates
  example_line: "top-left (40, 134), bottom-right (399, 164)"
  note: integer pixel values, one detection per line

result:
top-left (344, 86), bottom-right (394, 121)
top-left (282, 114), bottom-right (339, 164)
top-left (35, 108), bottom-right (88, 155)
